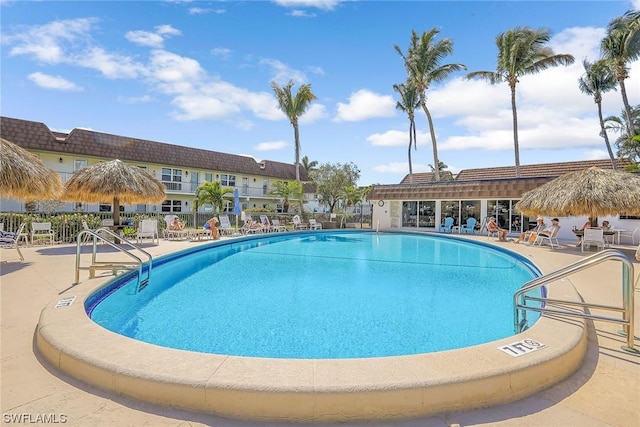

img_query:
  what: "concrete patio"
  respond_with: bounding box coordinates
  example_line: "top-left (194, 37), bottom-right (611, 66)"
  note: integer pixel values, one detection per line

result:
top-left (1, 233), bottom-right (638, 426)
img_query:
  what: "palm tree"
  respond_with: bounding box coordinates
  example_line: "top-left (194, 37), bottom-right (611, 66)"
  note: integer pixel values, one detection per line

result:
top-left (271, 80), bottom-right (317, 182)
top-left (393, 81), bottom-right (421, 183)
top-left (194, 181), bottom-right (233, 213)
top-left (394, 29), bottom-right (466, 181)
top-left (605, 104), bottom-right (640, 168)
top-left (301, 155), bottom-right (318, 174)
top-left (600, 10), bottom-right (640, 137)
top-left (466, 27), bottom-right (574, 177)
top-left (578, 59), bottom-right (619, 169)
top-left (269, 180), bottom-right (303, 213)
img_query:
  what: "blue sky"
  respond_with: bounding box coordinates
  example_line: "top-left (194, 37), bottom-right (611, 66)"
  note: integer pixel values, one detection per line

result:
top-left (1, 0), bottom-right (639, 186)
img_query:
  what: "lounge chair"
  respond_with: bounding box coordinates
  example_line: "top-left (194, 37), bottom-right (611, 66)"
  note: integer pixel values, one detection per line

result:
top-left (581, 228), bottom-right (604, 252)
top-left (241, 217), bottom-right (264, 234)
top-left (271, 218), bottom-right (287, 232)
top-left (259, 215), bottom-right (276, 232)
top-left (292, 215), bottom-right (307, 230)
top-left (163, 215), bottom-right (189, 240)
top-left (533, 225), bottom-right (561, 249)
top-left (136, 219), bottom-right (159, 245)
top-left (0, 222), bottom-right (26, 261)
top-left (460, 217), bottom-right (477, 234)
top-left (308, 219), bottom-right (322, 230)
top-left (440, 217), bottom-right (454, 233)
top-left (218, 215), bottom-right (236, 236)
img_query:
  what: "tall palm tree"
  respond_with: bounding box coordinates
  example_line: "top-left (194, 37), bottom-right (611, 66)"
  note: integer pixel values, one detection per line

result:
top-left (605, 104), bottom-right (640, 167)
top-left (466, 27), bottom-right (574, 178)
top-left (301, 155), bottom-right (318, 174)
top-left (601, 10), bottom-right (640, 137)
top-left (271, 80), bottom-right (317, 182)
top-left (578, 59), bottom-right (618, 169)
top-left (394, 29), bottom-right (466, 181)
top-left (393, 82), bottom-right (421, 183)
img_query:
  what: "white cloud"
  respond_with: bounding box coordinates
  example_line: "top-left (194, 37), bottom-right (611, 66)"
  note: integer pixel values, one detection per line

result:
top-left (255, 141), bottom-right (288, 151)
top-left (125, 25), bottom-right (181, 48)
top-left (335, 89), bottom-right (396, 122)
top-left (211, 47), bottom-right (232, 60)
top-left (273, 0), bottom-right (343, 11)
top-left (289, 10), bottom-right (317, 17)
top-left (260, 58), bottom-right (308, 85)
top-left (28, 72), bottom-right (82, 91)
top-left (117, 94), bottom-right (153, 104)
top-left (300, 103), bottom-right (328, 124)
top-left (6, 18), bottom-right (96, 63)
top-left (74, 47), bottom-right (145, 79)
top-left (372, 162), bottom-right (430, 174)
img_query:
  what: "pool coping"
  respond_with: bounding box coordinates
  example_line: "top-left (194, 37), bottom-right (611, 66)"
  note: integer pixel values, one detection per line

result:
top-left (35, 232), bottom-right (588, 422)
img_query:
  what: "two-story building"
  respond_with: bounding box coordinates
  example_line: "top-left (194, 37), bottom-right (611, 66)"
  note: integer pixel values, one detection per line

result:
top-left (0, 116), bottom-right (309, 215)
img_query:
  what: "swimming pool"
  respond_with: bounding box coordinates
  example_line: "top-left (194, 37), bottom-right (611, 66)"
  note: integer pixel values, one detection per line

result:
top-left (37, 230), bottom-right (588, 421)
top-left (88, 231), bottom-right (541, 359)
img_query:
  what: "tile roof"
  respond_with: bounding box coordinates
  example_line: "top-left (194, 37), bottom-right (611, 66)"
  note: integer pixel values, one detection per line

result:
top-left (0, 116), bottom-right (308, 181)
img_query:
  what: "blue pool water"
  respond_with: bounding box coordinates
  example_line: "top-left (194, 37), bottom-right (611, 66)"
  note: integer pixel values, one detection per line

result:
top-left (88, 231), bottom-right (541, 359)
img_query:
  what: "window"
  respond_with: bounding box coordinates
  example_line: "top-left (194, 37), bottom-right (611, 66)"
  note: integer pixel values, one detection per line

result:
top-left (99, 204), bottom-right (112, 212)
top-left (74, 159), bottom-right (88, 171)
top-left (161, 168), bottom-right (182, 191)
top-left (205, 173), bottom-right (213, 182)
top-left (242, 177), bottom-right (249, 195)
top-left (161, 200), bottom-right (183, 213)
top-left (220, 174), bottom-right (236, 187)
top-left (25, 201), bottom-right (36, 212)
top-left (263, 180), bottom-right (269, 195)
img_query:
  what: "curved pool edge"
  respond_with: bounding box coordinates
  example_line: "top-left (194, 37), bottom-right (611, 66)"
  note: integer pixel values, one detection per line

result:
top-left (35, 251), bottom-right (588, 422)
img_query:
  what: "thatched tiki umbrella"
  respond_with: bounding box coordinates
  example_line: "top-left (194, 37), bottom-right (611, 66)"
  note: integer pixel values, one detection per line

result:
top-left (63, 159), bottom-right (166, 225)
top-left (517, 167), bottom-right (640, 218)
top-left (0, 138), bottom-right (63, 201)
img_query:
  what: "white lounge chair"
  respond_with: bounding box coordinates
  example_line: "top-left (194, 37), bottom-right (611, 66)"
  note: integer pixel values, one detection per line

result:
top-left (0, 222), bottom-right (26, 261)
top-left (30, 222), bottom-right (55, 245)
top-left (533, 226), bottom-right (561, 249)
top-left (241, 217), bottom-right (264, 234)
top-left (163, 215), bottom-right (189, 240)
top-left (136, 219), bottom-right (159, 245)
top-left (582, 228), bottom-right (605, 252)
top-left (271, 218), bottom-right (287, 232)
top-left (259, 215), bottom-right (276, 232)
top-left (308, 218), bottom-right (322, 230)
top-left (292, 215), bottom-right (307, 230)
top-left (218, 215), bottom-right (236, 236)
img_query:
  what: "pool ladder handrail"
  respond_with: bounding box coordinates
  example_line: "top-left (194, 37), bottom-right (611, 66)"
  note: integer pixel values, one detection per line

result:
top-left (75, 228), bottom-right (153, 293)
top-left (514, 249), bottom-right (636, 353)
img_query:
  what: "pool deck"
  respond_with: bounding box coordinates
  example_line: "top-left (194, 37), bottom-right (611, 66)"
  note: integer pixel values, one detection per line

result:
top-left (1, 232), bottom-right (639, 426)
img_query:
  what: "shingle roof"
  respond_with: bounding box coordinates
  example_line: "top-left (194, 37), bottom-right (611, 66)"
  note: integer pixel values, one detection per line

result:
top-left (399, 171), bottom-right (454, 184)
top-left (371, 158), bottom-right (633, 201)
top-left (0, 116), bottom-right (308, 181)
top-left (455, 159), bottom-right (630, 181)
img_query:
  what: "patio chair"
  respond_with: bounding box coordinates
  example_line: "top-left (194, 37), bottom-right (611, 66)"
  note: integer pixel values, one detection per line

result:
top-left (618, 226), bottom-right (640, 246)
top-left (460, 217), bottom-right (477, 235)
top-left (163, 215), bottom-right (189, 240)
top-left (292, 215), bottom-right (307, 230)
top-left (0, 222), bottom-right (26, 261)
top-left (259, 215), bottom-right (276, 232)
top-left (218, 215), bottom-right (236, 236)
top-left (440, 217), bottom-right (454, 233)
top-left (30, 222), bottom-right (55, 246)
top-left (241, 217), bottom-right (264, 234)
top-left (533, 225), bottom-right (561, 249)
top-left (136, 219), bottom-right (159, 245)
top-left (581, 228), bottom-right (605, 253)
top-left (271, 218), bottom-right (287, 232)
top-left (308, 219), bottom-right (323, 230)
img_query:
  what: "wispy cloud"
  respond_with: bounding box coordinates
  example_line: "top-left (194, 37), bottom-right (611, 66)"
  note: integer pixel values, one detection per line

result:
top-left (273, 0), bottom-right (343, 11)
top-left (125, 24), bottom-right (181, 48)
top-left (255, 141), bottom-right (288, 151)
top-left (211, 47), bottom-right (232, 60)
top-left (260, 58), bottom-right (309, 85)
top-left (28, 72), bottom-right (82, 91)
top-left (117, 94), bottom-right (153, 104)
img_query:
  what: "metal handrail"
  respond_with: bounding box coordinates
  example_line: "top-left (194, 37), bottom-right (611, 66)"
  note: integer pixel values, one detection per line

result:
top-left (75, 228), bottom-right (153, 292)
top-left (514, 249), bottom-right (636, 352)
